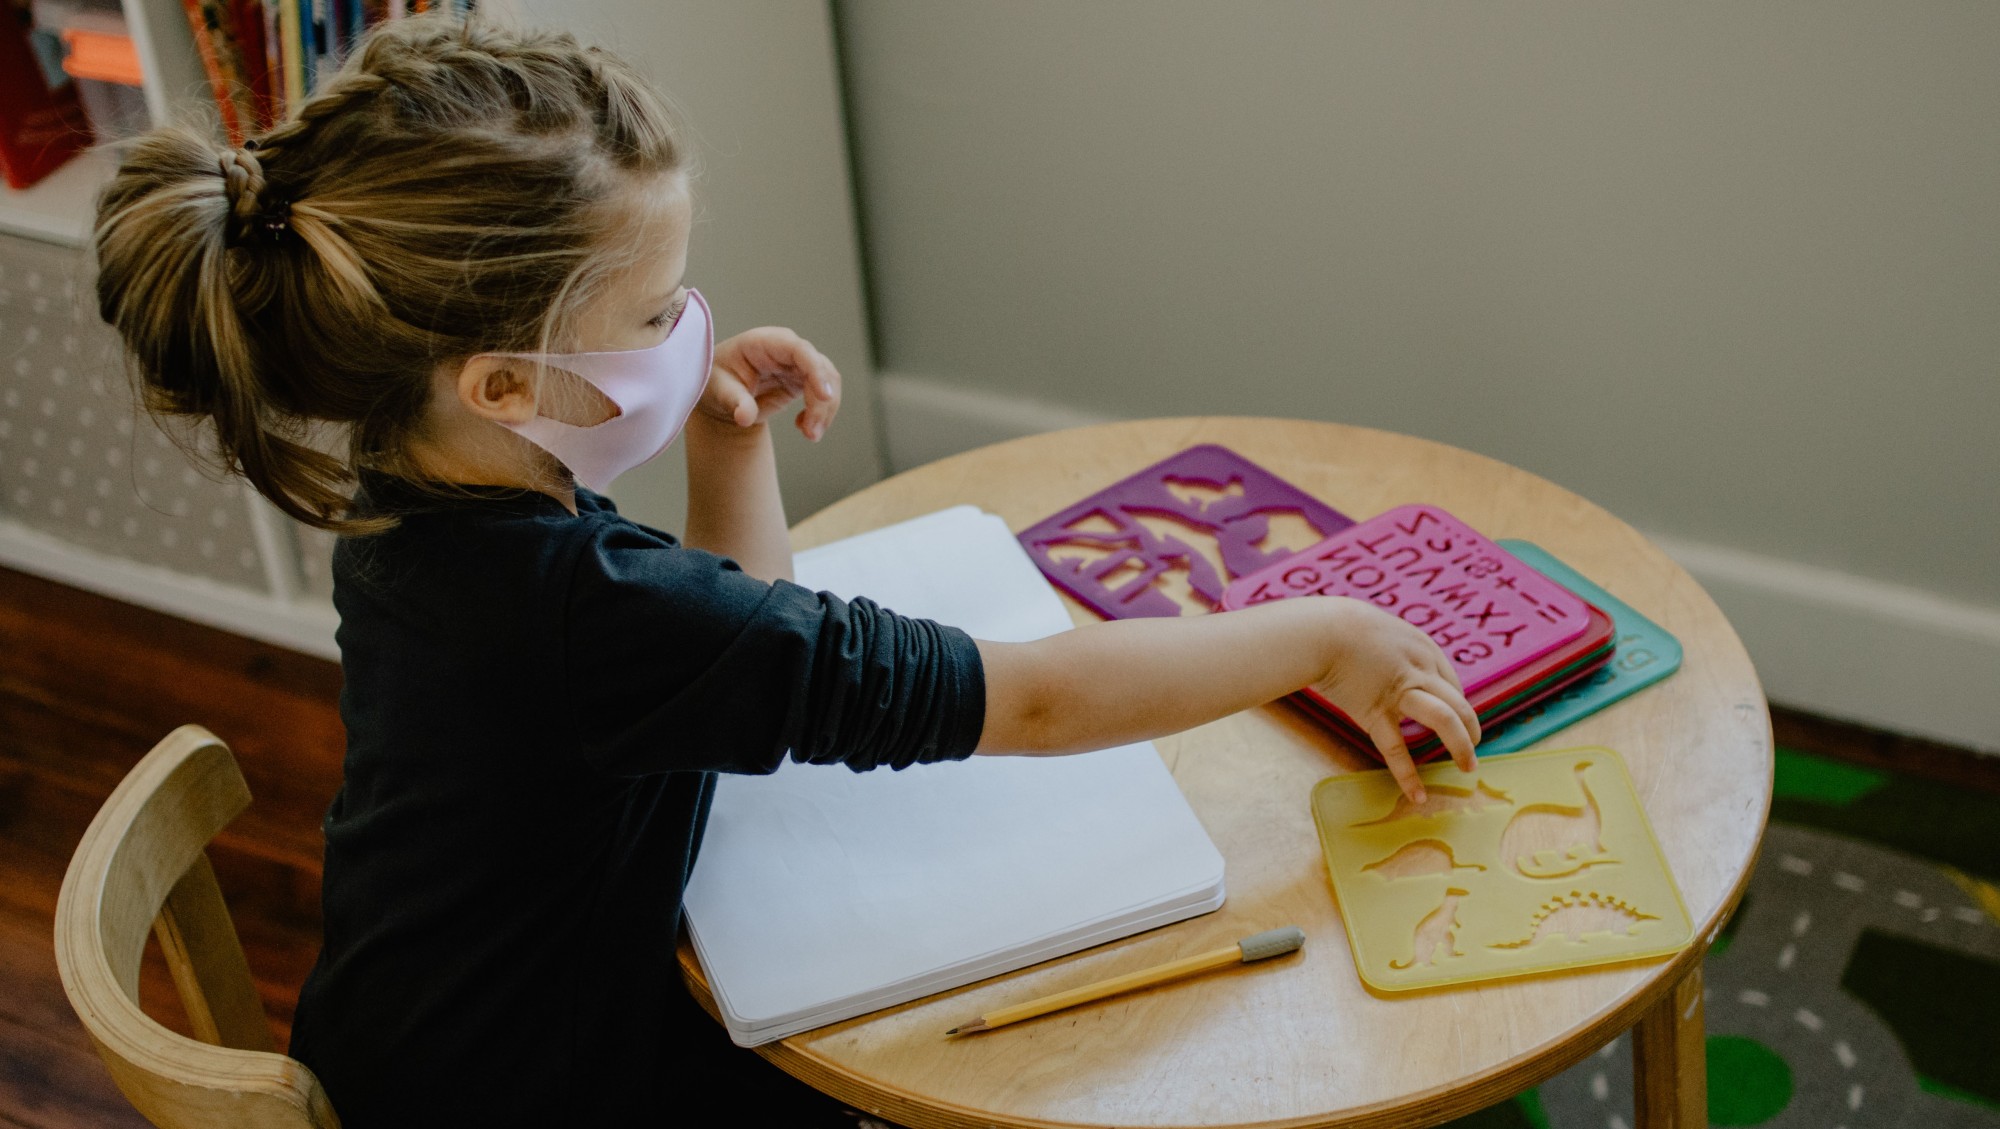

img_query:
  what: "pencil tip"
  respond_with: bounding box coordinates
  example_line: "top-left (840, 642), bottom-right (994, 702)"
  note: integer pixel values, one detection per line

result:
top-left (945, 1026), bottom-right (960, 1035)
top-left (948, 1019), bottom-right (988, 1036)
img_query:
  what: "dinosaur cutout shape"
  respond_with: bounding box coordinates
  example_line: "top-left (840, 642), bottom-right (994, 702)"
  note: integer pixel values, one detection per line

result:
top-left (1310, 746), bottom-right (1694, 990)
top-left (1147, 558), bottom-right (1214, 613)
top-left (1391, 888), bottom-right (1469, 969)
top-left (1061, 512), bottom-right (1124, 537)
top-left (1161, 475), bottom-right (1246, 513)
top-left (1250, 508), bottom-right (1327, 556)
top-left (1362, 839), bottom-right (1486, 880)
top-left (1095, 557), bottom-right (1147, 592)
top-left (1130, 511), bottom-right (1232, 605)
top-left (1351, 780), bottom-right (1513, 827)
top-left (1489, 890), bottom-right (1657, 950)
top-left (1043, 540), bottom-right (1122, 571)
top-left (1499, 761), bottom-right (1619, 879)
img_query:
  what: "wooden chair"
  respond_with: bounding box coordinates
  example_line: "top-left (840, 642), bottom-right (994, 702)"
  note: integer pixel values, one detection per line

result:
top-left (54, 724), bottom-right (340, 1128)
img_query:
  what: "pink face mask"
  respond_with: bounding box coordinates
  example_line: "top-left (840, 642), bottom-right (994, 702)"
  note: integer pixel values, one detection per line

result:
top-left (489, 289), bottom-right (714, 494)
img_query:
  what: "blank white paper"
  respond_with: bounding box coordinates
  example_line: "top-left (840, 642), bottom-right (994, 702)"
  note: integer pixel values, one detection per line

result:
top-left (682, 506), bottom-right (1226, 1045)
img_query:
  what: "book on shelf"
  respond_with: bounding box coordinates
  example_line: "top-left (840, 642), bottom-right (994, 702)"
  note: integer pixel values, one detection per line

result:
top-left (181, 0), bottom-right (259, 142)
top-left (1, 4), bottom-right (93, 189)
top-left (6, 0), bottom-right (479, 156)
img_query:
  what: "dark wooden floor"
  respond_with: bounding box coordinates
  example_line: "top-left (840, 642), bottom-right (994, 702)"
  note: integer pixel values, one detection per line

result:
top-left (2, 563), bottom-right (1994, 1127)
top-left (0, 566), bottom-right (340, 1128)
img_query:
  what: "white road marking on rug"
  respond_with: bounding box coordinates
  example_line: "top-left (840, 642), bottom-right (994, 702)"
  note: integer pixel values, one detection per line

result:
top-left (1792, 910), bottom-right (1812, 936)
top-left (1609, 1116), bottom-right (1630, 1129)
top-left (1739, 989), bottom-right (1770, 1006)
top-left (1921, 907), bottom-right (1941, 923)
top-left (1780, 855), bottom-right (1813, 875)
top-left (1835, 1040), bottom-right (1857, 1069)
top-left (1953, 906), bottom-right (1986, 924)
top-left (1777, 944), bottom-right (1797, 970)
top-left (1591, 1071), bottom-right (1609, 1100)
top-left (1834, 872), bottom-right (1867, 892)
top-left (1599, 1039), bottom-right (1619, 1059)
top-left (1849, 1084), bottom-right (1865, 1110)
top-left (1795, 1008), bottom-right (1824, 1032)
top-left (1894, 889), bottom-right (1924, 909)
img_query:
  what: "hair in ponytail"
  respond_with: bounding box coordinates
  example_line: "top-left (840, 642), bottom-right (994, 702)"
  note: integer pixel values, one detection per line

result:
top-left (92, 13), bottom-right (688, 534)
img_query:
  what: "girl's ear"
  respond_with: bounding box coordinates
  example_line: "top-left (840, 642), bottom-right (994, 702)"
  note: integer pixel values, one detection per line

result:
top-left (455, 355), bottom-right (539, 424)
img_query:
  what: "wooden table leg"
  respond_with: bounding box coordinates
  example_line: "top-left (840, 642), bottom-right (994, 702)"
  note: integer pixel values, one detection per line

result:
top-left (1632, 962), bottom-right (1708, 1129)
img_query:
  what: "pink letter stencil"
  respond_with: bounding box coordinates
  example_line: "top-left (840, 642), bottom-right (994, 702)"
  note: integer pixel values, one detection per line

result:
top-left (1220, 504), bottom-right (1591, 694)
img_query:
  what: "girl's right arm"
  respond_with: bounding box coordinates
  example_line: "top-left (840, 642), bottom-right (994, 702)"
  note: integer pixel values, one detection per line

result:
top-left (974, 596), bottom-right (1480, 803)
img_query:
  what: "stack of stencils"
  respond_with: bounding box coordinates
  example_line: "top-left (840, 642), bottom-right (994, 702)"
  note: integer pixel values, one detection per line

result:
top-left (1016, 446), bottom-right (1680, 762)
top-left (1218, 505), bottom-right (1615, 762)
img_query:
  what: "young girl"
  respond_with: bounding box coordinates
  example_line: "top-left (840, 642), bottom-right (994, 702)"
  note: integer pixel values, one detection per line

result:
top-left (92, 15), bottom-right (1478, 1127)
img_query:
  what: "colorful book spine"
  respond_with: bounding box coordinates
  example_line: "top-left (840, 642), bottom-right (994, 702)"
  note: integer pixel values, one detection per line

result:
top-left (230, 0), bottom-right (274, 129)
top-left (279, 0), bottom-right (304, 109)
top-left (182, 0), bottom-right (261, 143)
top-left (306, 0), bottom-right (327, 92)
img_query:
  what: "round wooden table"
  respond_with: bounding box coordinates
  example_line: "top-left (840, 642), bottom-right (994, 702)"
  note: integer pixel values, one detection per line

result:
top-left (679, 417), bottom-right (1772, 1129)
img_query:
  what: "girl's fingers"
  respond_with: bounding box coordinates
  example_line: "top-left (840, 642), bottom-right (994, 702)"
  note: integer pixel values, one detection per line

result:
top-left (1363, 716), bottom-right (1426, 805)
top-left (796, 348), bottom-right (841, 441)
top-left (1402, 686), bottom-right (1477, 774)
top-left (727, 330), bottom-right (842, 439)
top-left (729, 381), bottom-right (759, 428)
top-left (1428, 672), bottom-right (1481, 750)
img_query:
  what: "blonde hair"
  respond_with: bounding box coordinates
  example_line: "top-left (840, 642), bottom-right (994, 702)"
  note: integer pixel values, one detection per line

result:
top-left (92, 14), bottom-right (687, 534)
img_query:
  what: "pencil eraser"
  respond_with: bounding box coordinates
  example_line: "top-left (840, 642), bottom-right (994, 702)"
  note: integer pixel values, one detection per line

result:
top-left (1238, 926), bottom-right (1306, 962)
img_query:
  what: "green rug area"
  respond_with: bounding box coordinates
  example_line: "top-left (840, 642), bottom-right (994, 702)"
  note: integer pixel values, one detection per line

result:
top-left (1435, 743), bottom-right (2000, 1129)
top-left (1704, 1036), bottom-right (1793, 1125)
top-left (1768, 747), bottom-right (2000, 885)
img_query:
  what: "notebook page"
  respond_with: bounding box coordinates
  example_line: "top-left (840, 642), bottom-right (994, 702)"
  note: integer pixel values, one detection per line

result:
top-left (682, 507), bottom-right (1225, 1037)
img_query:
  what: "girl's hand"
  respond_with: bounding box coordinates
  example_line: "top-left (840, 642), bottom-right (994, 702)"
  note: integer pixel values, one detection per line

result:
top-left (699, 327), bottom-right (842, 442)
top-left (1309, 598), bottom-right (1481, 803)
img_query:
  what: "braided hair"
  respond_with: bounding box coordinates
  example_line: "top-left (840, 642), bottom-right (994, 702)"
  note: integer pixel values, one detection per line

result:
top-left (92, 14), bottom-right (687, 533)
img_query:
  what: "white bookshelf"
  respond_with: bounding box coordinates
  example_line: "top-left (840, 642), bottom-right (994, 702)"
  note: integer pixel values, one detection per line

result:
top-left (0, 144), bottom-right (115, 245)
top-left (0, 0), bottom-right (202, 248)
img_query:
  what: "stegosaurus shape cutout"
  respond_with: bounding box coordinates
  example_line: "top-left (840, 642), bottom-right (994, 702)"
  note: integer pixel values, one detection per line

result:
top-left (1312, 746), bottom-right (1692, 991)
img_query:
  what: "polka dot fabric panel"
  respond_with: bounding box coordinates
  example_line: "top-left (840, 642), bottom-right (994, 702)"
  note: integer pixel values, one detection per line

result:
top-left (292, 521), bottom-right (336, 600)
top-left (0, 234), bottom-right (277, 592)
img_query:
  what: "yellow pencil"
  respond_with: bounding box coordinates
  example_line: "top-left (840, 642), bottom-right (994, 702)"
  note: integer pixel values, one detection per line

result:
top-left (946, 927), bottom-right (1305, 1036)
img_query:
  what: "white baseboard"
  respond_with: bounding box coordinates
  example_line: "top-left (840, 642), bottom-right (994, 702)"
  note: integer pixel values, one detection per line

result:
top-left (878, 373), bottom-right (2000, 755)
top-left (0, 517), bottom-right (339, 661)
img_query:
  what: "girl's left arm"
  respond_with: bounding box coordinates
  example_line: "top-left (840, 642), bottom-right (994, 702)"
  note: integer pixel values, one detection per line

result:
top-left (681, 327), bottom-right (842, 583)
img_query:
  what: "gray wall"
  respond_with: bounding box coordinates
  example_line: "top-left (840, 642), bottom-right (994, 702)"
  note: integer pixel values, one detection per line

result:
top-left (836, 2), bottom-right (2000, 606)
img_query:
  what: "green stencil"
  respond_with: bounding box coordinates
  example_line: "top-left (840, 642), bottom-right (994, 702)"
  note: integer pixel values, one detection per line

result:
top-left (1477, 542), bottom-right (1683, 755)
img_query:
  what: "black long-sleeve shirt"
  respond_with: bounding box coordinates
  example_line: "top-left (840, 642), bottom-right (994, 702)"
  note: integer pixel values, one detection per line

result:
top-left (288, 473), bottom-right (985, 1126)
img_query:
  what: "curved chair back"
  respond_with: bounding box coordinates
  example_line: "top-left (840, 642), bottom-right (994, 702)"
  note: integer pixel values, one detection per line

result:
top-left (54, 724), bottom-right (339, 1128)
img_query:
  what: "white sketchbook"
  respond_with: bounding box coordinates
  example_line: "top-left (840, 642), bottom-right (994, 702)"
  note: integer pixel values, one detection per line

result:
top-left (682, 505), bottom-right (1227, 1047)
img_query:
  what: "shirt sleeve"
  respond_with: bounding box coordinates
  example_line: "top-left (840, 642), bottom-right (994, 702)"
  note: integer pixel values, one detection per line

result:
top-left (560, 517), bottom-right (987, 777)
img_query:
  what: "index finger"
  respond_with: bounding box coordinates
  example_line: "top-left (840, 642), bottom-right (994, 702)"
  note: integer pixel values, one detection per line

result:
top-left (1363, 717), bottom-right (1426, 805)
top-left (1401, 686), bottom-right (1478, 774)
